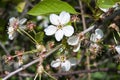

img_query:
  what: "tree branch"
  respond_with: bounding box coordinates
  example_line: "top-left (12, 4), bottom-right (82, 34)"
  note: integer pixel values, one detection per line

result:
top-left (78, 0), bottom-right (91, 80)
top-left (2, 44), bottom-right (62, 80)
top-left (78, 0), bottom-right (86, 30)
top-left (52, 68), bottom-right (120, 77)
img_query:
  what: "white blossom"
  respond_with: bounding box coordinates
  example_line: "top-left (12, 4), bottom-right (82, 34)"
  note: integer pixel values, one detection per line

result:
top-left (115, 45), bottom-right (120, 54)
top-left (37, 16), bottom-right (49, 28)
top-left (8, 17), bottom-right (27, 40)
top-left (89, 43), bottom-right (100, 54)
top-left (8, 26), bottom-right (16, 40)
top-left (51, 56), bottom-right (77, 71)
top-left (90, 28), bottom-right (104, 43)
top-left (44, 11), bottom-right (74, 41)
top-left (67, 35), bottom-right (80, 52)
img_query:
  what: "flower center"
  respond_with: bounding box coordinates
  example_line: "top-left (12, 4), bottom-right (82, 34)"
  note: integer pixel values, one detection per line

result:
top-left (57, 25), bottom-right (63, 29)
top-left (60, 56), bottom-right (66, 62)
top-left (12, 19), bottom-right (19, 30)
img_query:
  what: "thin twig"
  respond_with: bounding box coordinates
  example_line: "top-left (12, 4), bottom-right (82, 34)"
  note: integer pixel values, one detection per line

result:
top-left (2, 44), bottom-right (62, 80)
top-left (52, 68), bottom-right (120, 76)
top-left (78, 0), bottom-right (86, 30)
top-left (0, 41), bottom-right (9, 55)
top-left (95, 54), bottom-right (120, 66)
top-left (78, 0), bottom-right (91, 80)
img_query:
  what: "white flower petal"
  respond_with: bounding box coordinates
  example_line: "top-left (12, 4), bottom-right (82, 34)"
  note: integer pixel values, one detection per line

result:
top-left (37, 16), bottom-right (43, 20)
top-left (95, 29), bottom-right (104, 39)
top-left (73, 42), bottom-right (81, 52)
top-left (56, 59), bottom-right (61, 61)
top-left (8, 27), bottom-right (16, 40)
top-left (115, 45), bottom-right (120, 54)
top-left (59, 11), bottom-right (70, 25)
top-left (90, 29), bottom-right (104, 42)
top-left (19, 18), bottom-right (27, 25)
top-left (8, 27), bottom-right (14, 32)
top-left (44, 25), bottom-right (57, 36)
top-left (51, 60), bottom-right (61, 68)
top-left (19, 25), bottom-right (27, 30)
top-left (9, 17), bottom-right (16, 24)
top-left (8, 32), bottom-right (16, 40)
top-left (90, 33), bottom-right (97, 42)
top-left (9, 34), bottom-right (14, 40)
top-left (55, 29), bottom-right (64, 41)
top-left (100, 8), bottom-right (109, 12)
top-left (68, 58), bottom-right (77, 66)
top-left (62, 25), bottom-right (74, 37)
top-left (67, 35), bottom-right (79, 46)
top-left (50, 14), bottom-right (59, 25)
top-left (61, 60), bottom-right (71, 71)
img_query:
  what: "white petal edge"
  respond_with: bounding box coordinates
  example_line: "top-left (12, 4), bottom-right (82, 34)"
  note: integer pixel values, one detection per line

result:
top-left (59, 11), bottom-right (70, 25)
top-left (73, 42), bottom-right (81, 52)
top-left (63, 25), bottom-right (74, 37)
top-left (51, 60), bottom-right (61, 68)
top-left (37, 16), bottom-right (43, 21)
top-left (115, 45), bottom-right (120, 54)
top-left (61, 60), bottom-right (71, 71)
top-left (68, 58), bottom-right (77, 66)
top-left (67, 35), bottom-right (79, 46)
top-left (9, 17), bottom-right (16, 24)
top-left (8, 32), bottom-right (16, 40)
top-left (90, 33), bottom-right (97, 42)
top-left (55, 29), bottom-right (64, 41)
top-left (50, 14), bottom-right (59, 25)
top-left (9, 34), bottom-right (14, 40)
top-left (100, 8), bottom-right (109, 12)
top-left (44, 25), bottom-right (57, 36)
top-left (95, 29), bottom-right (104, 39)
top-left (19, 18), bottom-right (27, 25)
top-left (8, 27), bottom-right (14, 32)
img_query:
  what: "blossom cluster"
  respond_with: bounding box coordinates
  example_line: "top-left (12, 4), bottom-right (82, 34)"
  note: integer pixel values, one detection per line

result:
top-left (7, 10), bottom-right (120, 73)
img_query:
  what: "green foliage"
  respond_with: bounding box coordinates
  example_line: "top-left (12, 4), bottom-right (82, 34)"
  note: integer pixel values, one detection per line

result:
top-left (28, 0), bottom-right (77, 16)
top-left (92, 72), bottom-right (106, 79)
top-left (35, 32), bottom-right (44, 44)
top-left (97, 0), bottom-right (119, 8)
top-left (16, 1), bottom-right (26, 12)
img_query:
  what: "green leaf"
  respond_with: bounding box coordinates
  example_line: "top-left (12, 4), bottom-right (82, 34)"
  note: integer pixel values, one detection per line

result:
top-left (113, 0), bottom-right (120, 3)
top-left (35, 32), bottom-right (44, 44)
top-left (28, 0), bottom-right (77, 16)
top-left (97, 0), bottom-right (115, 8)
top-left (16, 1), bottom-right (26, 12)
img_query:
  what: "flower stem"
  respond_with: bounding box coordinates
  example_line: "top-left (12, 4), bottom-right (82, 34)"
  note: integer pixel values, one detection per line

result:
top-left (113, 32), bottom-right (118, 44)
top-left (17, 29), bottom-right (36, 44)
top-left (44, 70), bottom-right (57, 80)
top-left (33, 29), bottom-right (37, 35)
top-left (18, 28), bottom-right (38, 44)
top-left (117, 31), bottom-right (120, 38)
top-left (73, 21), bottom-right (77, 31)
top-left (12, 49), bottom-right (38, 58)
top-left (34, 73), bottom-right (38, 80)
top-left (39, 74), bottom-right (41, 80)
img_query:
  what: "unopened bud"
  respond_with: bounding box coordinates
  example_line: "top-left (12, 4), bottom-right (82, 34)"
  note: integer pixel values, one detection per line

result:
top-left (27, 21), bottom-right (36, 31)
top-left (37, 65), bottom-right (44, 74)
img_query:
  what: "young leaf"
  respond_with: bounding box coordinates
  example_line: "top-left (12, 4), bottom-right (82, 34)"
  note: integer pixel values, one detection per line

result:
top-left (28, 0), bottom-right (77, 16)
top-left (97, 0), bottom-right (115, 8)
